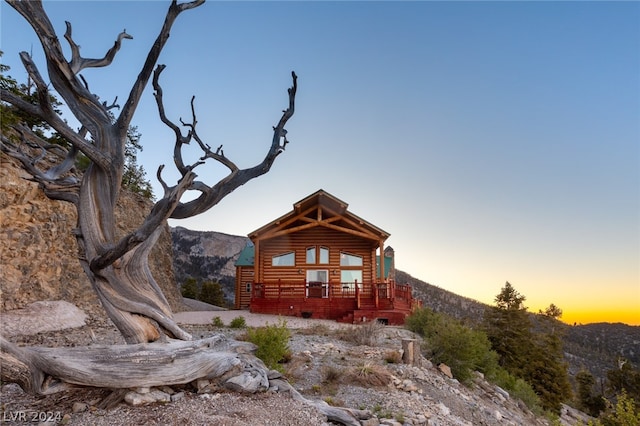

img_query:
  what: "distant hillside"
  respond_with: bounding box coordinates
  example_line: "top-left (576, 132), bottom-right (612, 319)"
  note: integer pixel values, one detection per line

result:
top-left (395, 270), bottom-right (487, 323)
top-left (170, 226), bottom-right (250, 306)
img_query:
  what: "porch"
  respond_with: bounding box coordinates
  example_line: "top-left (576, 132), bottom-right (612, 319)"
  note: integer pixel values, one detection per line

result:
top-left (249, 280), bottom-right (420, 325)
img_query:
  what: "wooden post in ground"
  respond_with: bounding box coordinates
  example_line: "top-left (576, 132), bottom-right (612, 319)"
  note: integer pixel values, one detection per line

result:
top-left (402, 338), bottom-right (421, 366)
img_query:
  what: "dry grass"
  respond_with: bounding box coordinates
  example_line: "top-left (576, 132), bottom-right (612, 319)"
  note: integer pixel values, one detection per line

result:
top-left (384, 349), bottom-right (402, 364)
top-left (322, 365), bottom-right (343, 384)
top-left (343, 362), bottom-right (392, 388)
top-left (336, 321), bottom-right (385, 346)
top-left (295, 324), bottom-right (333, 336)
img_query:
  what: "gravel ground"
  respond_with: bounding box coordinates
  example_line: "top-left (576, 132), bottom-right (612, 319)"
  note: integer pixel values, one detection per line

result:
top-left (1, 308), bottom-right (577, 426)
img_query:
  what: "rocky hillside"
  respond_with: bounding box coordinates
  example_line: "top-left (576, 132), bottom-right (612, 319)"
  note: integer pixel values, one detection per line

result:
top-left (395, 270), bottom-right (487, 323)
top-left (170, 226), bottom-right (250, 305)
top-left (0, 156), bottom-right (184, 317)
top-left (1, 316), bottom-right (592, 426)
top-left (398, 270), bottom-right (640, 387)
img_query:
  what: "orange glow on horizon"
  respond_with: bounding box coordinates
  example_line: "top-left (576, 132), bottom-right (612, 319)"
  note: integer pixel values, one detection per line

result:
top-left (558, 309), bottom-right (639, 326)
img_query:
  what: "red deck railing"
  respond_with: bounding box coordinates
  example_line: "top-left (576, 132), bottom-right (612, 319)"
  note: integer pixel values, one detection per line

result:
top-left (251, 280), bottom-right (415, 303)
top-left (249, 280), bottom-right (421, 324)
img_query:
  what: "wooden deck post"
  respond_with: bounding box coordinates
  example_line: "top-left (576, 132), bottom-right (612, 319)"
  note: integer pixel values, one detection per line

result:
top-left (355, 279), bottom-right (360, 309)
top-left (374, 282), bottom-right (379, 309)
top-left (379, 240), bottom-right (385, 281)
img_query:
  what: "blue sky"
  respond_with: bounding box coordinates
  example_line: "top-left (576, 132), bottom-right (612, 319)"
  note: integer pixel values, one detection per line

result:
top-left (2, 1), bottom-right (638, 325)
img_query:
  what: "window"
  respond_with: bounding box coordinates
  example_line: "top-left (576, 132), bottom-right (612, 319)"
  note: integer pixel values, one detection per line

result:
top-left (340, 252), bottom-right (362, 266)
top-left (272, 252), bottom-right (295, 266)
top-left (245, 283), bottom-right (251, 293)
top-left (307, 246), bottom-right (330, 264)
top-left (306, 247), bottom-right (315, 264)
top-left (319, 247), bottom-right (329, 264)
top-left (341, 270), bottom-right (362, 283)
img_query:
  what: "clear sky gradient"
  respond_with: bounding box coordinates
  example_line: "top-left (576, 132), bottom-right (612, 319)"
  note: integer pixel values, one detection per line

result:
top-left (2, 1), bottom-right (638, 326)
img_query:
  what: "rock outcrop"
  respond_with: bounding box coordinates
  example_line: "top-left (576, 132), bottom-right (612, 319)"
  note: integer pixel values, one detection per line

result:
top-left (0, 156), bottom-right (184, 317)
top-left (171, 226), bottom-right (250, 305)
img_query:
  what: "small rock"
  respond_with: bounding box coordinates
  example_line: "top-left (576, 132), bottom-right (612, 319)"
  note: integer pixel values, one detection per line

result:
top-left (495, 385), bottom-right (510, 400)
top-left (124, 390), bottom-right (170, 406)
top-left (267, 370), bottom-right (283, 380)
top-left (361, 418), bottom-right (380, 426)
top-left (437, 402), bottom-right (450, 416)
top-left (196, 379), bottom-right (210, 392)
top-left (71, 402), bottom-right (88, 413)
top-left (438, 363), bottom-right (453, 379)
top-left (170, 391), bottom-right (184, 402)
top-left (159, 386), bottom-right (175, 395)
top-left (60, 414), bottom-right (72, 425)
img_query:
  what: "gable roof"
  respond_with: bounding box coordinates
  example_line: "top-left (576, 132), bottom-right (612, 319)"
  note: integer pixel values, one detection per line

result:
top-left (235, 245), bottom-right (255, 266)
top-left (248, 189), bottom-right (390, 243)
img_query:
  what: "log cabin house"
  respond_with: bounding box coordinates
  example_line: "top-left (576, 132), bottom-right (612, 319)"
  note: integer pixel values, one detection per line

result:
top-left (234, 190), bottom-right (420, 325)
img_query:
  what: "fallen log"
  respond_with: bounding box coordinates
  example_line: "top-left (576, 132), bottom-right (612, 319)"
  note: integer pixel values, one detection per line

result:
top-left (0, 335), bottom-right (266, 395)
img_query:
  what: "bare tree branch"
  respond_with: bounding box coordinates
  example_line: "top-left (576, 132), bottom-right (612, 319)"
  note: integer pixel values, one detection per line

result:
top-left (89, 171), bottom-right (196, 272)
top-left (170, 71), bottom-right (298, 219)
top-left (64, 21), bottom-right (132, 75)
top-left (152, 65), bottom-right (191, 176)
top-left (117, 0), bottom-right (205, 132)
top-left (7, 0), bottom-right (114, 139)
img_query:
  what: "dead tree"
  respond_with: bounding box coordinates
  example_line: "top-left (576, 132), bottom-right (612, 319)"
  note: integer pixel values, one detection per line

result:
top-left (0, 1), bottom-right (359, 419)
top-left (1, 0), bottom-right (295, 343)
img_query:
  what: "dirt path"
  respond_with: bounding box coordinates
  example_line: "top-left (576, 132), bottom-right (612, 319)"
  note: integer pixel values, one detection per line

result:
top-left (174, 310), bottom-right (350, 330)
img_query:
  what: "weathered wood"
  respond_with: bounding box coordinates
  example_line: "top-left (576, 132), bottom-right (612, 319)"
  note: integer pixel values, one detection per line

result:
top-left (402, 338), bottom-right (421, 366)
top-left (1, 336), bottom-right (363, 425)
top-left (0, 335), bottom-right (268, 394)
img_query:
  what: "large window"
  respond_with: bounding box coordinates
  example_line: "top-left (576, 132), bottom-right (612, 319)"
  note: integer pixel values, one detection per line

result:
top-left (340, 270), bottom-right (363, 292)
top-left (340, 252), bottom-right (362, 266)
top-left (306, 246), bottom-right (329, 264)
top-left (272, 252), bottom-right (295, 266)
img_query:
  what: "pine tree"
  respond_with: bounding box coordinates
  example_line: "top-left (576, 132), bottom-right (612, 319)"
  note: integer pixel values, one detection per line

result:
top-left (483, 282), bottom-right (532, 377)
top-left (199, 281), bottom-right (225, 307)
top-left (527, 305), bottom-right (573, 413)
top-left (606, 359), bottom-right (640, 405)
top-left (181, 277), bottom-right (198, 299)
top-left (484, 284), bottom-right (572, 414)
top-left (576, 369), bottom-right (606, 417)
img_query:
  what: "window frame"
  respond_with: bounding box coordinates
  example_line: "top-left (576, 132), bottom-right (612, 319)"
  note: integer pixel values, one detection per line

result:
top-left (340, 251), bottom-right (363, 267)
top-left (271, 251), bottom-right (295, 267)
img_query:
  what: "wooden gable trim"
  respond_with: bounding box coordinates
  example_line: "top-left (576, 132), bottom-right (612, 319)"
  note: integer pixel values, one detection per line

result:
top-left (256, 204), bottom-right (384, 242)
top-left (255, 205), bottom-right (317, 241)
top-left (317, 221), bottom-right (381, 241)
top-left (249, 189), bottom-right (389, 243)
